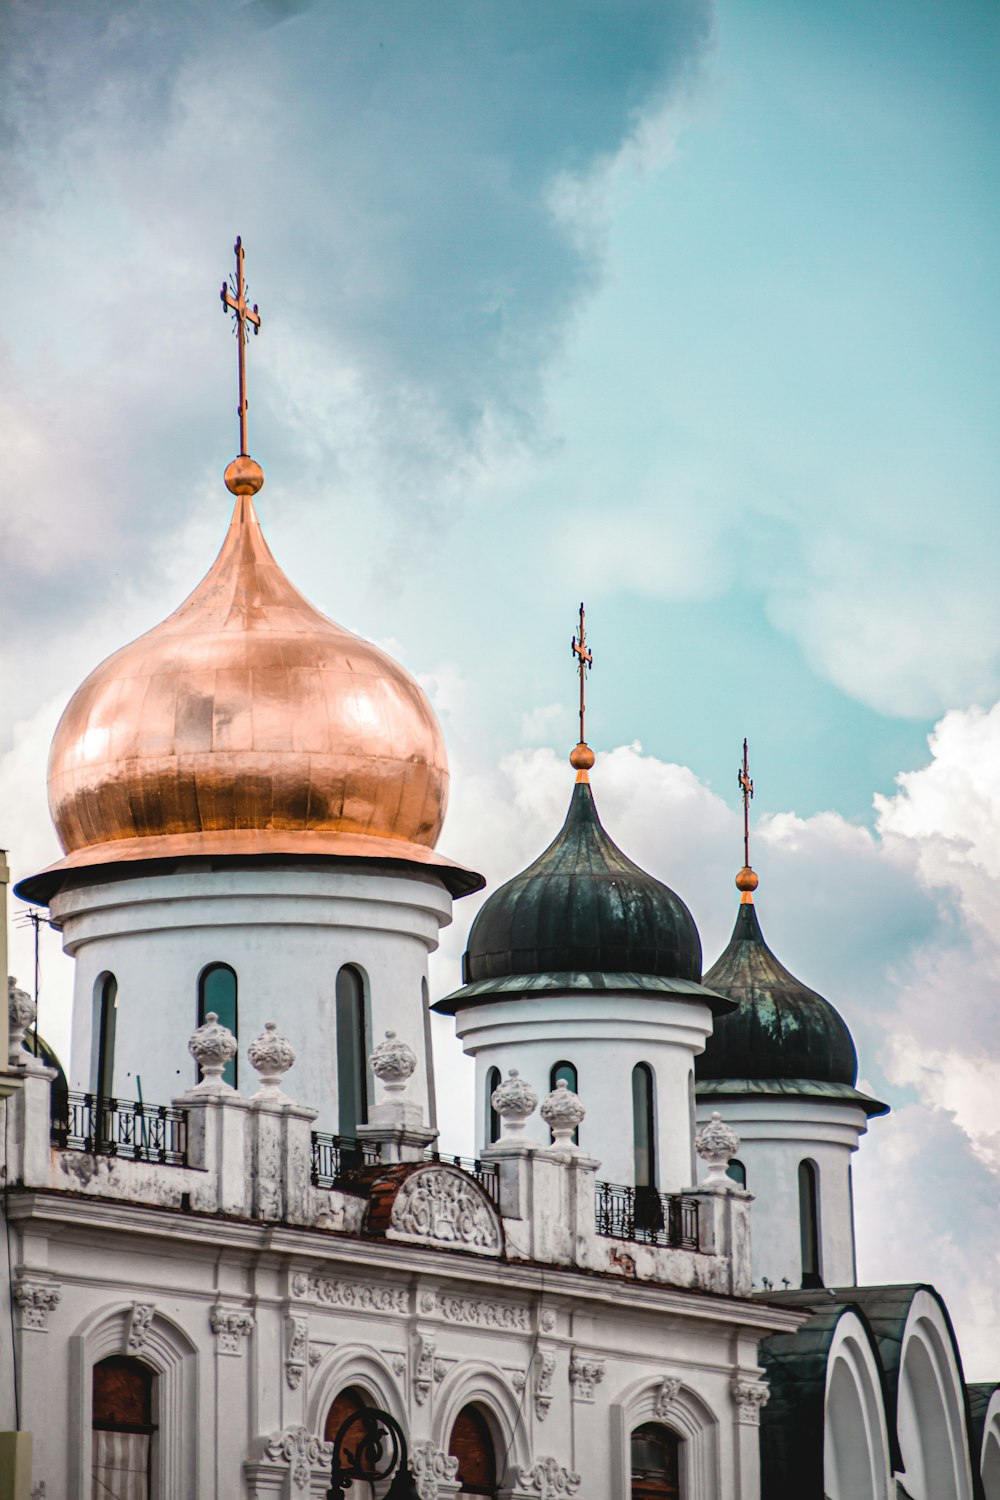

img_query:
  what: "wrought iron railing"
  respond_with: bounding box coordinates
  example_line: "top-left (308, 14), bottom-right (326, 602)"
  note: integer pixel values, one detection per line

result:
top-left (310, 1132), bottom-right (382, 1188)
top-left (424, 1150), bottom-right (501, 1207)
top-left (594, 1181), bottom-right (700, 1251)
top-left (53, 1092), bottom-right (188, 1166)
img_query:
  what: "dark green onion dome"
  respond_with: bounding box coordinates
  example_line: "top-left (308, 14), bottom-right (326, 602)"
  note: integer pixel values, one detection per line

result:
top-left (696, 899), bottom-right (888, 1116)
top-left (435, 779), bottom-right (735, 1016)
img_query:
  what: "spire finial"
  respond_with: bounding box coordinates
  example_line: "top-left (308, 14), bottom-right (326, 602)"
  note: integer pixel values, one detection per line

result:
top-left (736, 737), bottom-right (759, 901)
top-left (220, 235), bottom-right (264, 496)
top-left (569, 601), bottom-right (595, 781)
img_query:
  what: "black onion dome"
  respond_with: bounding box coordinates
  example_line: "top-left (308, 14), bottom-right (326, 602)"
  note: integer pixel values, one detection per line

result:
top-left (697, 900), bottom-right (887, 1115)
top-left (461, 780), bottom-right (702, 985)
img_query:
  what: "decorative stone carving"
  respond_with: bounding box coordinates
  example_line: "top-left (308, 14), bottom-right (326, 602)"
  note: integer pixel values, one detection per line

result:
top-left (732, 1376), bottom-right (769, 1425)
top-left (490, 1069), bottom-right (538, 1140)
top-left (517, 1458), bottom-right (582, 1498)
top-left (248, 1020), bottom-right (296, 1095)
top-left (291, 1273), bottom-right (407, 1314)
top-left (535, 1351), bottom-right (556, 1421)
top-left (569, 1352), bottom-right (605, 1402)
top-left (390, 1352), bottom-right (407, 1377)
top-left (285, 1314), bottom-right (309, 1389)
top-left (188, 1011), bottom-right (238, 1093)
top-left (388, 1166), bottom-right (501, 1254)
top-left (7, 977), bottom-right (40, 1068)
top-left (411, 1441), bottom-right (460, 1500)
top-left (419, 1290), bottom-right (530, 1331)
top-left (540, 1079), bottom-right (585, 1148)
top-left (695, 1112), bottom-right (741, 1186)
top-left (127, 1303), bottom-right (155, 1353)
top-left (210, 1304), bottom-right (255, 1355)
top-left (370, 1029), bottom-right (417, 1092)
top-left (539, 1308), bottom-right (557, 1333)
top-left (511, 1368), bottom-right (527, 1394)
top-left (308, 1344), bottom-right (323, 1368)
top-left (12, 1278), bottom-right (61, 1331)
top-left (263, 1427), bottom-right (330, 1491)
top-left (654, 1376), bottom-right (682, 1420)
top-left (413, 1332), bottom-right (445, 1405)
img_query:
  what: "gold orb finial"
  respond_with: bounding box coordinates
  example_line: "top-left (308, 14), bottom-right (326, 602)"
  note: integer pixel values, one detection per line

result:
top-left (736, 865), bottom-right (759, 902)
top-left (224, 456), bottom-right (264, 495)
top-left (570, 741), bottom-right (595, 780)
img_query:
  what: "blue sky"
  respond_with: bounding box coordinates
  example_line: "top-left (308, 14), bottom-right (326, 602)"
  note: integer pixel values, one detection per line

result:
top-left (2, 0), bottom-right (999, 1376)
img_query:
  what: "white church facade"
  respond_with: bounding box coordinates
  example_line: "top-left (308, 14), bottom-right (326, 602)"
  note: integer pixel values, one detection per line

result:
top-left (1, 243), bottom-right (998, 1500)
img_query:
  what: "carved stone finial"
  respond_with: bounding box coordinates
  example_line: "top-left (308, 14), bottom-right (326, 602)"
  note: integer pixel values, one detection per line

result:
top-left (370, 1030), bottom-right (417, 1094)
top-left (8, 976), bottom-right (39, 1068)
top-left (491, 1069), bottom-right (538, 1141)
top-left (188, 1011), bottom-right (238, 1093)
top-left (248, 1021), bottom-right (296, 1096)
top-left (540, 1078), bottom-right (586, 1149)
top-left (695, 1111), bottom-right (741, 1187)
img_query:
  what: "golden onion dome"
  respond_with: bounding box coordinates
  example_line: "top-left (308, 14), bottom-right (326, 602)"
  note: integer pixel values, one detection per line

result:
top-left (22, 487), bottom-right (481, 901)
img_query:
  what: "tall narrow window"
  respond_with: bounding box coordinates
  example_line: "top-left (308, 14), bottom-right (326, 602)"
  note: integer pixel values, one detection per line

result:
top-left (632, 1063), bottom-right (656, 1187)
top-left (550, 1061), bottom-right (579, 1143)
top-left (198, 964), bottom-right (238, 1088)
top-left (486, 1067), bottom-right (501, 1145)
top-left (726, 1159), bottom-right (747, 1188)
top-left (449, 1405), bottom-right (498, 1498)
top-left (96, 975), bottom-right (118, 1103)
top-left (336, 966), bottom-right (368, 1138)
top-left (799, 1158), bottom-right (823, 1288)
top-left (92, 1355), bottom-right (155, 1500)
top-left (631, 1422), bottom-right (680, 1500)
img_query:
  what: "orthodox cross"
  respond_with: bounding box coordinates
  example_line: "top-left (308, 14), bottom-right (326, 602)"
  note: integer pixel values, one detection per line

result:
top-left (738, 737), bottom-right (754, 869)
top-left (220, 236), bottom-right (262, 457)
top-left (571, 602), bottom-right (593, 746)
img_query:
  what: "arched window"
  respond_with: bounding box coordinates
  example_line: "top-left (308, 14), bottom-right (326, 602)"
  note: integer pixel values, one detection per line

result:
top-left (550, 1061), bottom-right (579, 1143)
top-left (799, 1158), bottom-right (823, 1288)
top-left (486, 1067), bottom-right (502, 1145)
top-left (198, 964), bottom-right (238, 1088)
top-left (95, 974), bottom-right (118, 1103)
top-left (631, 1422), bottom-right (680, 1499)
top-left (336, 966), bottom-right (368, 1138)
top-left (726, 1159), bottom-right (747, 1188)
top-left (324, 1387), bottom-right (374, 1497)
top-left (92, 1354), bottom-right (155, 1500)
top-left (632, 1063), bottom-right (656, 1187)
top-left (449, 1405), bottom-right (498, 1498)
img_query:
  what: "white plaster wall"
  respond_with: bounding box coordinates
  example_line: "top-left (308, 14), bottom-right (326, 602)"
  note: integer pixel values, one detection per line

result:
top-left (454, 993), bottom-right (714, 1191)
top-left (823, 1312), bottom-right (893, 1500)
top-left (695, 1098), bottom-right (869, 1288)
top-left (51, 862), bottom-right (452, 1132)
top-left (896, 1293), bottom-right (975, 1500)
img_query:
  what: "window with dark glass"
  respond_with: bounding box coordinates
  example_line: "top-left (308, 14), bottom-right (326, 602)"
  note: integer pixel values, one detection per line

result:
top-left (632, 1063), bottom-right (656, 1187)
top-left (486, 1067), bottom-right (502, 1145)
top-left (324, 1387), bottom-right (376, 1496)
top-left (449, 1405), bottom-right (498, 1498)
top-left (96, 974), bottom-right (118, 1103)
top-left (336, 966), bottom-right (368, 1138)
top-left (198, 963), bottom-right (238, 1088)
top-left (631, 1422), bottom-right (680, 1500)
top-left (550, 1061), bottom-right (579, 1142)
top-left (799, 1158), bottom-right (823, 1288)
top-left (726, 1158), bottom-right (747, 1188)
top-left (92, 1354), bottom-right (155, 1500)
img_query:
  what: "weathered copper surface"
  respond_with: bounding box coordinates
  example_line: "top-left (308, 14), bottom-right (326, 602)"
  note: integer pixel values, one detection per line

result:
top-left (46, 495), bottom-right (453, 865)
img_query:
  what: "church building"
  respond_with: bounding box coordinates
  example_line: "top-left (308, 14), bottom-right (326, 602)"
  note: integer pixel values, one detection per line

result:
top-left (0, 241), bottom-right (997, 1500)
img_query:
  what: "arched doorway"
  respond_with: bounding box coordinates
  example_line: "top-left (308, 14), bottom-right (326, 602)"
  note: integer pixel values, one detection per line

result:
top-left (449, 1404), bottom-right (498, 1497)
top-left (92, 1354), bottom-right (155, 1499)
top-left (631, 1422), bottom-right (680, 1499)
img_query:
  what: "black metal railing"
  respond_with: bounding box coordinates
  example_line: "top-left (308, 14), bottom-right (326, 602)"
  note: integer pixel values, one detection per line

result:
top-left (310, 1132), bottom-right (382, 1188)
top-left (53, 1092), bottom-right (188, 1166)
top-left (424, 1150), bottom-right (501, 1206)
top-left (595, 1181), bottom-right (700, 1251)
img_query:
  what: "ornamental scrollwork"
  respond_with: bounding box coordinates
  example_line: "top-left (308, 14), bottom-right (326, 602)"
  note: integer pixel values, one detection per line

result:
top-left (209, 1304), bottom-right (255, 1355)
top-left (12, 1279), bottom-right (61, 1331)
top-left (263, 1427), bottom-right (330, 1492)
top-left (410, 1441), bottom-right (459, 1500)
top-left (731, 1376), bottom-right (769, 1425)
top-left (127, 1303), bottom-right (155, 1353)
top-left (517, 1458), bottom-right (582, 1499)
top-left (419, 1290), bottom-right (530, 1331)
top-left (569, 1351), bottom-right (605, 1402)
top-left (388, 1167), bottom-right (501, 1254)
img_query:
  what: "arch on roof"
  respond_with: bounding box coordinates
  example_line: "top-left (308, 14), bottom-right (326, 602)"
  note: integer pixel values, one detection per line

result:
top-left (610, 1371), bottom-right (720, 1500)
top-left (978, 1388), bottom-right (1000, 1500)
top-left (896, 1289), bottom-right (974, 1500)
top-left (823, 1308), bottom-right (893, 1500)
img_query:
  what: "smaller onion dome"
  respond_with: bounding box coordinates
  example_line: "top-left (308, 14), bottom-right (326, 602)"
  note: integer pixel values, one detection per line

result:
top-left (436, 779), bottom-right (734, 1015)
top-left (697, 898), bottom-right (887, 1116)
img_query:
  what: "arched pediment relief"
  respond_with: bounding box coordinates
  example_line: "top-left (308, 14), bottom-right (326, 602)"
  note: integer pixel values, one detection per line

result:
top-left (366, 1163), bottom-right (503, 1256)
top-left (896, 1294), bottom-right (974, 1500)
top-left (823, 1312), bottom-right (893, 1500)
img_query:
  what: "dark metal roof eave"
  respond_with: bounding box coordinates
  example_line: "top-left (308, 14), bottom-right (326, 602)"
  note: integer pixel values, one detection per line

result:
top-left (695, 1076), bottom-right (890, 1118)
top-left (432, 970), bottom-right (737, 1017)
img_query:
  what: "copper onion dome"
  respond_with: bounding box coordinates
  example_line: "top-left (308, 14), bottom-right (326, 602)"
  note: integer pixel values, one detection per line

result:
top-left (19, 492), bottom-right (482, 902)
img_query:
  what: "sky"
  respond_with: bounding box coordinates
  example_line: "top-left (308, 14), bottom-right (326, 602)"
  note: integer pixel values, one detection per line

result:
top-left (1, 0), bottom-right (999, 1379)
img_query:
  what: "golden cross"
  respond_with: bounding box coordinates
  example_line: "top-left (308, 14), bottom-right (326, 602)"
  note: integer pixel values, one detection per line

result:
top-left (220, 236), bottom-right (262, 457)
top-left (738, 737), bottom-right (754, 870)
top-left (571, 602), bottom-right (593, 746)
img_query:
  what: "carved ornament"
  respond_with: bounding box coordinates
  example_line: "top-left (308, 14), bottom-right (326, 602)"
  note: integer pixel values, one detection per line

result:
top-left (388, 1166), bottom-right (501, 1254)
top-left (517, 1458), bottom-right (582, 1499)
top-left (12, 1278), bottom-right (61, 1331)
top-left (411, 1441), bottom-right (459, 1500)
top-left (731, 1376), bottom-right (769, 1425)
top-left (419, 1290), bottom-right (530, 1331)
